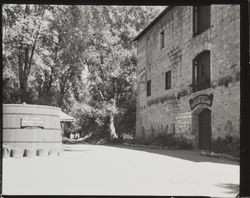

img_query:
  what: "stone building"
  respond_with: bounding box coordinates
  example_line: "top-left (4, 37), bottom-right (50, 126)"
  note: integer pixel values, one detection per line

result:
top-left (134, 5), bottom-right (240, 149)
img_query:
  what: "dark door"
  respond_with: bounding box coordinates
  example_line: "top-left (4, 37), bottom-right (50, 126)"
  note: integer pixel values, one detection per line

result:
top-left (199, 109), bottom-right (211, 149)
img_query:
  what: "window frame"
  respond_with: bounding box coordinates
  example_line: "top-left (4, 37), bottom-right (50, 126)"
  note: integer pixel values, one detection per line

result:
top-left (160, 30), bottom-right (165, 49)
top-left (165, 71), bottom-right (171, 90)
top-left (193, 6), bottom-right (211, 37)
top-left (147, 80), bottom-right (151, 97)
top-left (192, 51), bottom-right (211, 92)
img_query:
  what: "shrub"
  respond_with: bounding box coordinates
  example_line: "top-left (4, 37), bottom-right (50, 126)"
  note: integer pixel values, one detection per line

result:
top-left (174, 135), bottom-right (193, 149)
top-left (132, 133), bottom-right (193, 149)
top-left (122, 133), bottom-right (134, 140)
top-left (108, 138), bottom-right (124, 144)
top-left (135, 136), bottom-right (151, 145)
top-left (212, 135), bottom-right (240, 158)
top-left (84, 131), bottom-right (109, 143)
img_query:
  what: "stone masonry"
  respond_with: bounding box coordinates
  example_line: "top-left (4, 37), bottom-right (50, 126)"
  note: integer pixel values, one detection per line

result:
top-left (134, 5), bottom-right (240, 149)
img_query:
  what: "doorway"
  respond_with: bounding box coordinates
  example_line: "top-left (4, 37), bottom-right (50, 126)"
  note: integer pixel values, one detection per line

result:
top-left (198, 108), bottom-right (211, 150)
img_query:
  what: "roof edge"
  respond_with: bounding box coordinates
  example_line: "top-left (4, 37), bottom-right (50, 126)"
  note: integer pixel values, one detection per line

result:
top-left (133, 6), bottom-right (174, 42)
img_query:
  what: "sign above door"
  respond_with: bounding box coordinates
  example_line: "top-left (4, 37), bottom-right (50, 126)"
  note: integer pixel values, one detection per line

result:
top-left (189, 93), bottom-right (213, 110)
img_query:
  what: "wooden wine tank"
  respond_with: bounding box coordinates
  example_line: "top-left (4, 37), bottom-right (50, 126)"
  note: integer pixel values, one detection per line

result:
top-left (3, 104), bottom-right (63, 157)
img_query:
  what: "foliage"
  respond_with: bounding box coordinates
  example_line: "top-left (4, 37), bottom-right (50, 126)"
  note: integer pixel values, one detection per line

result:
top-left (211, 135), bottom-right (240, 158)
top-left (3, 5), bottom-right (165, 141)
top-left (124, 133), bottom-right (193, 149)
top-left (3, 5), bottom-right (88, 110)
top-left (72, 6), bottom-right (164, 139)
top-left (108, 137), bottom-right (124, 144)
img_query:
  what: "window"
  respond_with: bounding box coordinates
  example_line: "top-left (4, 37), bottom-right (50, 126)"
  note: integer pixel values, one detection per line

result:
top-left (165, 71), bottom-right (171, 90)
top-left (147, 80), bottom-right (151, 97)
top-left (193, 51), bottom-right (210, 92)
top-left (160, 30), bottom-right (164, 49)
top-left (193, 6), bottom-right (211, 36)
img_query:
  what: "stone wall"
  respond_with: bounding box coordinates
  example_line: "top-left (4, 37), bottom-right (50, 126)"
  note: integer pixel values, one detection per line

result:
top-left (136, 5), bottom-right (240, 147)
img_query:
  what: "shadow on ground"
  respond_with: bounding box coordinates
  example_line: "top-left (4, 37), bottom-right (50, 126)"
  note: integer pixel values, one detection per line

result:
top-left (216, 183), bottom-right (239, 195)
top-left (63, 144), bottom-right (90, 152)
top-left (107, 144), bottom-right (239, 165)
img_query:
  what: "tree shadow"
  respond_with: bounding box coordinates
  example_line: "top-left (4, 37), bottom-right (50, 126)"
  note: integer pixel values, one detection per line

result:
top-left (63, 144), bottom-right (89, 152)
top-left (107, 144), bottom-right (239, 165)
top-left (216, 183), bottom-right (239, 195)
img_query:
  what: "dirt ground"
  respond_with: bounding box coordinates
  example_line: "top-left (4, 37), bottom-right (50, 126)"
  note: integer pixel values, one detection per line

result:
top-left (2, 144), bottom-right (239, 197)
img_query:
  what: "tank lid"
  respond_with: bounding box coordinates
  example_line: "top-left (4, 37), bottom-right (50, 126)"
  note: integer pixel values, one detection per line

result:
top-left (3, 104), bottom-right (61, 110)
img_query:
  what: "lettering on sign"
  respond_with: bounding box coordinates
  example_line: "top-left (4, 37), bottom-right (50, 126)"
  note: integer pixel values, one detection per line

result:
top-left (21, 116), bottom-right (44, 129)
top-left (189, 94), bottom-right (213, 110)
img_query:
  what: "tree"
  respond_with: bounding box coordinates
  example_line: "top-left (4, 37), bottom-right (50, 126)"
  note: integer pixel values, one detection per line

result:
top-left (76, 6), bottom-right (165, 139)
top-left (3, 4), bottom-right (165, 141)
top-left (3, 4), bottom-right (53, 103)
top-left (3, 5), bottom-right (89, 110)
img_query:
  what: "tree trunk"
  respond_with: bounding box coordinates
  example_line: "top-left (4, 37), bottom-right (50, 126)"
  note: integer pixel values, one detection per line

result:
top-left (20, 80), bottom-right (28, 103)
top-left (18, 50), bottom-right (28, 103)
top-left (17, 5), bottom-right (43, 103)
top-left (109, 114), bottom-right (118, 139)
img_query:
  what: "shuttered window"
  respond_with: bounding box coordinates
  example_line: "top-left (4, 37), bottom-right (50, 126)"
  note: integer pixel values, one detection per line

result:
top-left (193, 6), bottom-right (211, 36)
top-left (165, 71), bottom-right (171, 90)
top-left (160, 30), bottom-right (165, 49)
top-left (193, 51), bottom-right (210, 92)
top-left (147, 80), bottom-right (151, 97)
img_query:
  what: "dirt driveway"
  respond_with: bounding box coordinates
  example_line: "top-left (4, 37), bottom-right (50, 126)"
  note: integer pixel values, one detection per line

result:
top-left (2, 144), bottom-right (239, 197)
